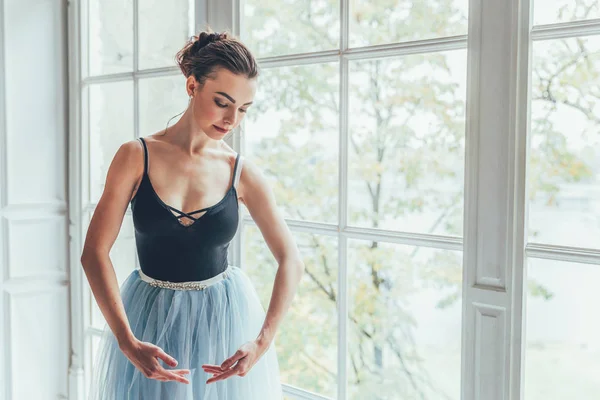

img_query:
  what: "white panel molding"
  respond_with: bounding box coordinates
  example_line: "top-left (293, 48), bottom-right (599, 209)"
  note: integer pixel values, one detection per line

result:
top-left (473, 303), bottom-right (507, 400)
top-left (6, 216), bottom-right (68, 280)
top-left (1, 202), bottom-right (67, 216)
top-left (7, 286), bottom-right (70, 399)
top-left (4, 0), bottom-right (67, 208)
top-left (3, 277), bottom-right (68, 295)
top-left (462, 1), bottom-right (531, 400)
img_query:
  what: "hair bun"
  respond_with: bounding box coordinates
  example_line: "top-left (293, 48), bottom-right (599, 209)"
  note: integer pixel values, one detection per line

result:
top-left (193, 31), bottom-right (229, 53)
top-left (175, 28), bottom-right (257, 81)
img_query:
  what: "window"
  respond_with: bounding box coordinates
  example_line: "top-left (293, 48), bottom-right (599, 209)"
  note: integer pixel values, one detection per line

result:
top-left (524, 1), bottom-right (600, 398)
top-left (240, 1), bottom-right (467, 398)
top-left (68, 1), bottom-right (600, 399)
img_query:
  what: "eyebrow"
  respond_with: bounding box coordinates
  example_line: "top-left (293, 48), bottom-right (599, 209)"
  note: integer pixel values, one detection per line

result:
top-left (215, 91), bottom-right (253, 106)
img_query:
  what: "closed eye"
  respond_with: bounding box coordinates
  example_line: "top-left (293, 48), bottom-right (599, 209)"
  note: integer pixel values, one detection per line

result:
top-left (214, 99), bottom-right (248, 113)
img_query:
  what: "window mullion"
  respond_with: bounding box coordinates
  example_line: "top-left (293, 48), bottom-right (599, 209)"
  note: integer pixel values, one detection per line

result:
top-left (461, 0), bottom-right (532, 399)
top-left (338, 29), bottom-right (349, 400)
top-left (67, 0), bottom-right (86, 398)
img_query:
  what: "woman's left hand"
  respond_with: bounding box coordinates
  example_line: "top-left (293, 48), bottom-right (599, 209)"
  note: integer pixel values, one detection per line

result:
top-left (202, 339), bottom-right (268, 384)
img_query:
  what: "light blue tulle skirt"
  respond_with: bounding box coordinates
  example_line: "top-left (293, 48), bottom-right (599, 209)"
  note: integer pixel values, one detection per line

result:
top-left (89, 265), bottom-right (283, 399)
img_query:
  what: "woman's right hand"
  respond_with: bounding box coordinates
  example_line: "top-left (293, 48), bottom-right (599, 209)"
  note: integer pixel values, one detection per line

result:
top-left (119, 338), bottom-right (191, 384)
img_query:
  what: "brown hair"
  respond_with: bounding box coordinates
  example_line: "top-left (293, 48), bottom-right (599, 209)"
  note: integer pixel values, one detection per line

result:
top-left (175, 28), bottom-right (259, 87)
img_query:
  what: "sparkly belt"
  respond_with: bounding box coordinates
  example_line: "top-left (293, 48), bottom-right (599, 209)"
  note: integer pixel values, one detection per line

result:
top-left (137, 265), bottom-right (232, 290)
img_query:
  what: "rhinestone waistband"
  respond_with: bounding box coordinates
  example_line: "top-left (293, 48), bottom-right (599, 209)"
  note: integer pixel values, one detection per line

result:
top-left (137, 265), bottom-right (232, 291)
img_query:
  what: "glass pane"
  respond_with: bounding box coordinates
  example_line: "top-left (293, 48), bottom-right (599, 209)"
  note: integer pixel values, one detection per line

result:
top-left (242, 0), bottom-right (339, 58)
top-left (349, 0), bottom-right (468, 48)
top-left (527, 36), bottom-right (600, 248)
top-left (347, 240), bottom-right (462, 399)
top-left (88, 0), bottom-right (133, 76)
top-left (534, 0), bottom-right (600, 26)
top-left (89, 81), bottom-right (134, 203)
top-left (348, 50), bottom-right (466, 235)
top-left (243, 225), bottom-right (338, 398)
top-left (524, 258), bottom-right (600, 399)
top-left (87, 334), bottom-right (102, 395)
top-left (244, 63), bottom-right (339, 224)
top-left (88, 211), bottom-right (137, 330)
top-left (138, 0), bottom-right (191, 69)
top-left (139, 75), bottom-right (188, 136)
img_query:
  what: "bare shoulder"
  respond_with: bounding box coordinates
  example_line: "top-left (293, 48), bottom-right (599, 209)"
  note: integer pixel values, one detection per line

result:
top-left (236, 157), bottom-right (270, 206)
top-left (107, 139), bottom-right (144, 190)
top-left (82, 139), bottom-right (144, 256)
top-left (217, 141), bottom-right (264, 203)
top-left (115, 139), bottom-right (145, 197)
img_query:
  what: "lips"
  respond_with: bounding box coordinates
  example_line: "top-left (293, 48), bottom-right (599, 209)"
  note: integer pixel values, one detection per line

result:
top-left (213, 125), bottom-right (229, 133)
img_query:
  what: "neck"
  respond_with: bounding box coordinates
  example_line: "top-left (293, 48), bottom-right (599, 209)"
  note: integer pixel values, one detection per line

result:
top-left (162, 107), bottom-right (220, 155)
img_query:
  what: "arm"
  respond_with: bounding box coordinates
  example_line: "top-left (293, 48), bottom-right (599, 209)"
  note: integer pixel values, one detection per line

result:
top-left (81, 140), bottom-right (190, 384)
top-left (237, 157), bottom-right (305, 348)
top-left (202, 156), bottom-right (305, 383)
top-left (80, 140), bottom-right (142, 346)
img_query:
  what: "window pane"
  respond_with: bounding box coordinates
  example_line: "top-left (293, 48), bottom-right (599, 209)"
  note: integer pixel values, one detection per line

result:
top-left (348, 50), bottom-right (466, 235)
top-left (527, 36), bottom-right (600, 248)
top-left (533, 0), bottom-right (600, 26)
top-left (243, 225), bottom-right (338, 398)
top-left (139, 75), bottom-right (188, 136)
top-left (89, 81), bottom-right (134, 203)
top-left (86, 211), bottom-right (137, 330)
top-left (242, 0), bottom-right (339, 58)
top-left (88, 0), bottom-right (133, 76)
top-left (86, 334), bottom-right (102, 396)
top-left (524, 258), bottom-right (600, 399)
top-left (347, 240), bottom-right (462, 399)
top-left (244, 63), bottom-right (339, 224)
top-left (138, 0), bottom-right (191, 70)
top-left (349, 0), bottom-right (468, 48)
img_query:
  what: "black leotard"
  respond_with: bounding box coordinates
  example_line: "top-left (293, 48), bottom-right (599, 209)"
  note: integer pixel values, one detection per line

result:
top-left (130, 137), bottom-right (241, 282)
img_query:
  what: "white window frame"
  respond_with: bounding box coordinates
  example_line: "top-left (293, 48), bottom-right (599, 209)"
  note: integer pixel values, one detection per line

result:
top-left (66, 0), bottom-right (600, 399)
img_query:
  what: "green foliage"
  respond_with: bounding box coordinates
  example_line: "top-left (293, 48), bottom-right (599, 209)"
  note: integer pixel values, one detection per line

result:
top-left (528, 279), bottom-right (555, 301)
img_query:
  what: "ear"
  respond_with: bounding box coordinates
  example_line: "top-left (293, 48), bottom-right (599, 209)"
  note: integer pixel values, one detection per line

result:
top-left (186, 76), bottom-right (197, 97)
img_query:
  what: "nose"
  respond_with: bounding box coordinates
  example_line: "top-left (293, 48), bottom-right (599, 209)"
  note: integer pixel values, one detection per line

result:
top-left (224, 108), bottom-right (239, 127)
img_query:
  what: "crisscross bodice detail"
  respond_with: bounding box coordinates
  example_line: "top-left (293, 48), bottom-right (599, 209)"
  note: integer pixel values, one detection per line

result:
top-left (138, 137), bottom-right (241, 227)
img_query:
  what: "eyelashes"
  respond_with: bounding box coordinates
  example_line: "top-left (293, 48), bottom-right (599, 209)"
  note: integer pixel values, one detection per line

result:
top-left (214, 100), bottom-right (247, 113)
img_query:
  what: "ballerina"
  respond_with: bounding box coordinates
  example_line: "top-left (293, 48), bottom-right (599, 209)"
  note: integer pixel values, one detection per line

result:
top-left (82, 29), bottom-right (305, 399)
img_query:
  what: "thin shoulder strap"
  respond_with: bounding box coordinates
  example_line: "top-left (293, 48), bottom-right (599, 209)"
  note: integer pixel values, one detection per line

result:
top-left (138, 137), bottom-right (148, 176)
top-left (232, 154), bottom-right (243, 189)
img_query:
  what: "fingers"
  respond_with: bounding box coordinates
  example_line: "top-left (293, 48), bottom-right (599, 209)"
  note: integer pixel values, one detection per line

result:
top-left (153, 346), bottom-right (179, 368)
top-left (220, 349), bottom-right (245, 370)
top-left (162, 369), bottom-right (190, 384)
top-left (206, 366), bottom-right (239, 384)
top-left (202, 365), bottom-right (224, 374)
top-left (148, 366), bottom-right (191, 384)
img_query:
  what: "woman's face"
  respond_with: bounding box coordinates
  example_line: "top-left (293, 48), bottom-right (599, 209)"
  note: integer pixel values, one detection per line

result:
top-left (188, 68), bottom-right (257, 139)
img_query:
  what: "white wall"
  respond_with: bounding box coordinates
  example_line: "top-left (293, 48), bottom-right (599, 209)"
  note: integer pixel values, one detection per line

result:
top-left (0, 0), bottom-right (70, 399)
